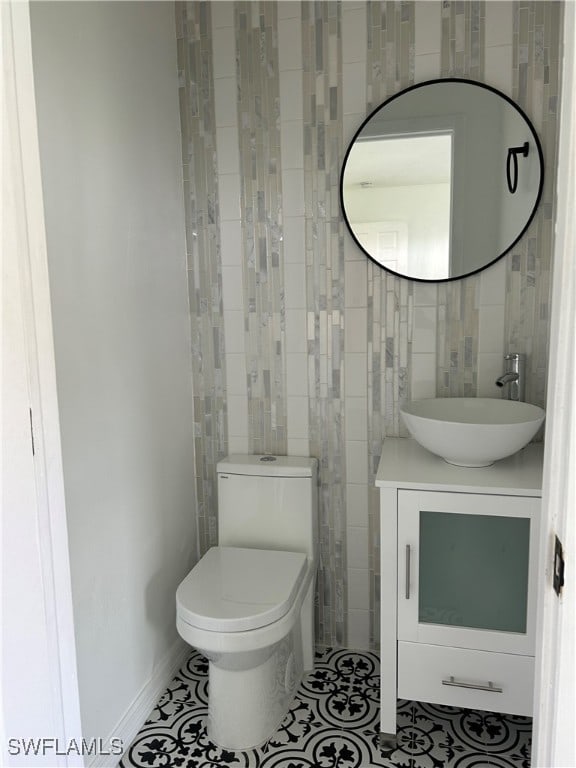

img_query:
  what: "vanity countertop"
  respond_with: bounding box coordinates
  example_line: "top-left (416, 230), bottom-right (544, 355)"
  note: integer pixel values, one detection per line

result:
top-left (376, 438), bottom-right (543, 496)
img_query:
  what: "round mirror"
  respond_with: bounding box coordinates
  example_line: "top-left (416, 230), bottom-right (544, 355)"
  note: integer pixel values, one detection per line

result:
top-left (340, 79), bottom-right (544, 282)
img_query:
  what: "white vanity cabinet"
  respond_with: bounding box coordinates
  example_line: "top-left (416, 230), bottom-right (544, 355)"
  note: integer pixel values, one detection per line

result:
top-left (376, 438), bottom-right (543, 742)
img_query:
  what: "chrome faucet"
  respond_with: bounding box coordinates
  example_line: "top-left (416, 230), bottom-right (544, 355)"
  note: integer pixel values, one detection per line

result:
top-left (495, 353), bottom-right (525, 401)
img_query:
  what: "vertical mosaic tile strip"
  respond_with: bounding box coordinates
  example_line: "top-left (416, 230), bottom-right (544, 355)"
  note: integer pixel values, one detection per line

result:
top-left (366, 0), bottom-right (416, 111)
top-left (176, 1), bottom-right (226, 553)
top-left (365, 1), bottom-right (416, 650)
top-left (235, 2), bottom-right (287, 454)
top-left (302, 1), bottom-right (347, 648)
top-left (435, 1), bottom-right (484, 398)
top-left (441, 0), bottom-right (485, 79)
top-left (506, 1), bottom-right (562, 408)
top-left (437, 279), bottom-right (480, 397)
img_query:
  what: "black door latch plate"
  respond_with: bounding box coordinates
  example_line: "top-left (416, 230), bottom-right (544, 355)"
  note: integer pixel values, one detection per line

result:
top-left (553, 535), bottom-right (565, 597)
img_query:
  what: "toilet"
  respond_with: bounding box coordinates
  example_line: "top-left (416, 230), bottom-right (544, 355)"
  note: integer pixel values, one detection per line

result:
top-left (176, 454), bottom-right (318, 750)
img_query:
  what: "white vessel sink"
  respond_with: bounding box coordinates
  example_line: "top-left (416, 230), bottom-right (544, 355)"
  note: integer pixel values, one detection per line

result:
top-left (400, 398), bottom-right (545, 467)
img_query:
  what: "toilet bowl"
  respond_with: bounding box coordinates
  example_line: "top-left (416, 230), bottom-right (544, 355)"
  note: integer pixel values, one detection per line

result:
top-left (175, 454), bottom-right (318, 750)
top-left (177, 546), bottom-right (316, 749)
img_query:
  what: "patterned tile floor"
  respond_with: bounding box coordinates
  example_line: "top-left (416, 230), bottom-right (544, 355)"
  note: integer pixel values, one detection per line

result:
top-left (119, 648), bottom-right (531, 768)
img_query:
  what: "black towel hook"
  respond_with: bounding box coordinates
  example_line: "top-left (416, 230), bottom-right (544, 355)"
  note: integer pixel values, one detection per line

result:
top-left (506, 141), bottom-right (529, 194)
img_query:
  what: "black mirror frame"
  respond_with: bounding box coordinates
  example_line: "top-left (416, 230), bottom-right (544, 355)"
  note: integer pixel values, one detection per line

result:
top-left (339, 78), bottom-right (545, 283)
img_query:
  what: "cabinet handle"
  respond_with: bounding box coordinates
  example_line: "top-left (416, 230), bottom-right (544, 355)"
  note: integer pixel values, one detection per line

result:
top-left (405, 545), bottom-right (411, 600)
top-left (441, 676), bottom-right (503, 694)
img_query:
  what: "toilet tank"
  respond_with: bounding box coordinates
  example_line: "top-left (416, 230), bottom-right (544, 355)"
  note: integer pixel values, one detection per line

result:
top-left (217, 455), bottom-right (318, 560)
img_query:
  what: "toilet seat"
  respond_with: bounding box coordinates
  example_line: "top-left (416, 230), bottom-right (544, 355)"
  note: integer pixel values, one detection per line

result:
top-left (176, 546), bottom-right (307, 633)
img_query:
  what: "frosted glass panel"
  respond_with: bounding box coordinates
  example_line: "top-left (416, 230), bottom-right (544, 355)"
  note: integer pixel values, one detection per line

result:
top-left (419, 512), bottom-right (530, 633)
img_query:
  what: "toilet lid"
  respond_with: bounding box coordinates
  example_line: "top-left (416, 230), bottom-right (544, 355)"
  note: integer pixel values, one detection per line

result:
top-left (176, 546), bottom-right (307, 633)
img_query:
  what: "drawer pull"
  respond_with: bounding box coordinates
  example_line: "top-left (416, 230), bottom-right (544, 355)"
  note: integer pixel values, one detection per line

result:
top-left (441, 676), bottom-right (503, 693)
top-left (405, 545), bottom-right (411, 600)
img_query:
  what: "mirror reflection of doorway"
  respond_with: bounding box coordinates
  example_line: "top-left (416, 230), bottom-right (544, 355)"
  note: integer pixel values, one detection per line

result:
top-left (343, 133), bottom-right (452, 279)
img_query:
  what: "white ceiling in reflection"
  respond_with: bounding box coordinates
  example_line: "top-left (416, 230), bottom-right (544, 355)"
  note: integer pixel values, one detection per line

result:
top-left (345, 134), bottom-right (452, 188)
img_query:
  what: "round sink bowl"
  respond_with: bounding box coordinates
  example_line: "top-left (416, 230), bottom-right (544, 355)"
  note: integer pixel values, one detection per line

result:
top-left (400, 398), bottom-right (545, 467)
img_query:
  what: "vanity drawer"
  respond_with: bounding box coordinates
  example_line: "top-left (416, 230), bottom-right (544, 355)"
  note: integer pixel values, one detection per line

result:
top-left (398, 641), bottom-right (534, 716)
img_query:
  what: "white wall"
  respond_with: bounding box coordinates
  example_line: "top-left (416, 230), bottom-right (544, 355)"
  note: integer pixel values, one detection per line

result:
top-left (3, 5), bottom-right (83, 763)
top-left (29, 0), bottom-right (196, 745)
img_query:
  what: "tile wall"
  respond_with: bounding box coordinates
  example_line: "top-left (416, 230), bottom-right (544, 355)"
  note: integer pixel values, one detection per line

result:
top-left (175, 0), bottom-right (563, 651)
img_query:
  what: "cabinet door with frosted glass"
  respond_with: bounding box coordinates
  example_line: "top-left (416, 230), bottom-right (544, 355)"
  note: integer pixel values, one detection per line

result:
top-left (397, 491), bottom-right (540, 655)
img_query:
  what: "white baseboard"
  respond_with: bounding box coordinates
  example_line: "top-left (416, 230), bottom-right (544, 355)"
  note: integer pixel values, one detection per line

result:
top-left (87, 639), bottom-right (190, 768)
